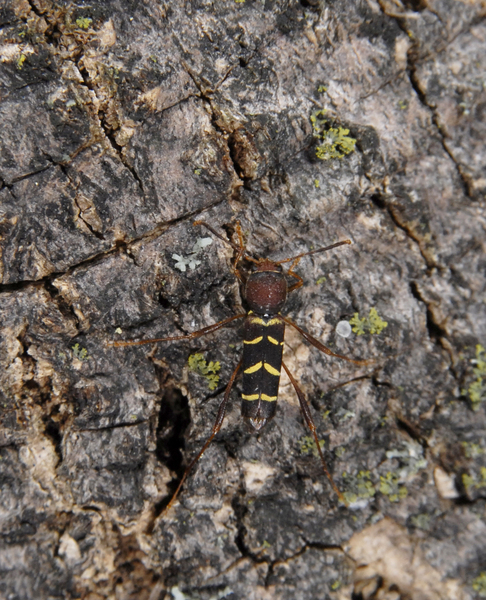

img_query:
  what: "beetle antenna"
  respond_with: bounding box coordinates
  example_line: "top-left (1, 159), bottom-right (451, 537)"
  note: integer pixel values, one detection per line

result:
top-left (193, 220), bottom-right (260, 264)
top-left (276, 239), bottom-right (352, 265)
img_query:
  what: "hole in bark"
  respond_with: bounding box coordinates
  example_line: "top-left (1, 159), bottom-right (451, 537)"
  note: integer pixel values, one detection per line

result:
top-left (402, 0), bottom-right (428, 11)
top-left (158, 292), bottom-right (172, 309)
top-left (150, 387), bottom-right (191, 522)
top-left (44, 419), bottom-right (63, 463)
top-left (155, 387), bottom-right (191, 474)
top-left (370, 192), bottom-right (386, 209)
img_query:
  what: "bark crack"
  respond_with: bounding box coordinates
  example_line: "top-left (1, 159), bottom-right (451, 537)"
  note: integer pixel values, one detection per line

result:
top-left (369, 191), bottom-right (437, 269)
top-left (375, 4), bottom-right (475, 198)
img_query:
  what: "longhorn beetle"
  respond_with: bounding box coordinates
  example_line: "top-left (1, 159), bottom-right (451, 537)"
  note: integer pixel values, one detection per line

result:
top-left (109, 222), bottom-right (368, 512)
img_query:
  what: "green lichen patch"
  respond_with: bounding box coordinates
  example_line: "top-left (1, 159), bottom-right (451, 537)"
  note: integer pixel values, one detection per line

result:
top-left (72, 343), bottom-right (90, 361)
top-left (379, 471), bottom-right (408, 502)
top-left (188, 353), bottom-right (220, 391)
top-left (411, 513), bottom-right (431, 531)
top-left (462, 467), bottom-right (486, 493)
top-left (473, 573), bottom-right (486, 597)
top-left (342, 470), bottom-right (376, 505)
top-left (461, 441), bottom-right (485, 458)
top-left (76, 17), bottom-right (92, 29)
top-left (349, 307), bottom-right (388, 335)
top-left (299, 435), bottom-right (325, 458)
top-left (462, 344), bottom-right (486, 411)
top-left (310, 110), bottom-right (356, 160)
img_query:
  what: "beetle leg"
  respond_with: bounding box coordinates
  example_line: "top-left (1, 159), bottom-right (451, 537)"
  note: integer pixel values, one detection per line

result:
top-left (108, 313), bottom-right (246, 348)
top-left (162, 360), bottom-right (242, 515)
top-left (282, 361), bottom-right (347, 506)
top-left (286, 256), bottom-right (304, 293)
top-left (281, 315), bottom-right (371, 366)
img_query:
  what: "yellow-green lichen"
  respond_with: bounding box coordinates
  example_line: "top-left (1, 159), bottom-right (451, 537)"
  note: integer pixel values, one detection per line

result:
top-left (72, 343), bottom-right (90, 361)
top-left (188, 353), bottom-right (220, 390)
top-left (17, 54), bottom-right (26, 69)
top-left (335, 446), bottom-right (346, 458)
top-left (379, 471), bottom-right (407, 502)
top-left (317, 85), bottom-right (328, 93)
top-left (299, 435), bottom-right (325, 457)
top-left (462, 344), bottom-right (486, 411)
top-left (342, 470), bottom-right (375, 505)
top-left (349, 307), bottom-right (388, 335)
top-left (462, 467), bottom-right (486, 493)
top-left (461, 441), bottom-right (485, 458)
top-left (411, 513), bottom-right (431, 530)
top-left (76, 17), bottom-right (92, 29)
top-left (316, 276), bottom-right (327, 285)
top-left (473, 572), bottom-right (486, 597)
top-left (310, 110), bottom-right (356, 161)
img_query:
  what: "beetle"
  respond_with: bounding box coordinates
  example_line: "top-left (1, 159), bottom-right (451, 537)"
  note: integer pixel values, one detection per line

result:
top-left (109, 221), bottom-right (368, 512)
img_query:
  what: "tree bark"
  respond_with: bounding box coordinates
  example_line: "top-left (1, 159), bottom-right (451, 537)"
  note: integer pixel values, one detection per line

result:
top-left (0, 1), bottom-right (485, 599)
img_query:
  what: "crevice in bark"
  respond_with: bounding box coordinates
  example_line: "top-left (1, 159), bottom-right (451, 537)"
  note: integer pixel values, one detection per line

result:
top-left (43, 418), bottom-right (63, 463)
top-left (395, 413), bottom-right (429, 447)
top-left (265, 542), bottom-right (345, 587)
top-left (0, 201), bottom-right (226, 294)
top-left (409, 281), bottom-right (459, 376)
top-left (9, 165), bottom-right (53, 186)
top-left (76, 419), bottom-right (149, 433)
top-left (72, 194), bottom-right (105, 241)
top-left (409, 281), bottom-right (448, 347)
top-left (407, 65), bottom-right (473, 200)
top-left (146, 384), bottom-right (191, 527)
top-left (375, 4), bottom-right (475, 199)
top-left (370, 192), bottom-right (437, 269)
top-left (231, 489), bottom-right (271, 566)
top-left (182, 65), bottom-right (246, 196)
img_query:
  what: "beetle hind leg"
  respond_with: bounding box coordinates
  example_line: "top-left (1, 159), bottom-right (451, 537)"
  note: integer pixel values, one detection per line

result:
top-left (282, 361), bottom-right (348, 506)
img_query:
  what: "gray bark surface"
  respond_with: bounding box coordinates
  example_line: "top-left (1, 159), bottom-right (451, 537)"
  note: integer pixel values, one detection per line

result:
top-left (0, 1), bottom-right (485, 599)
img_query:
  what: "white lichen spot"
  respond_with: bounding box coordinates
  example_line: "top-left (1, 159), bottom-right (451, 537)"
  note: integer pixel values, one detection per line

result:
top-left (192, 237), bottom-right (213, 252)
top-left (172, 237), bottom-right (213, 272)
top-left (172, 254), bottom-right (200, 272)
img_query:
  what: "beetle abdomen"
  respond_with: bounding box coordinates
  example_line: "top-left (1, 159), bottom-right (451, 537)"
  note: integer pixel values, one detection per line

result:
top-left (241, 314), bottom-right (285, 430)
